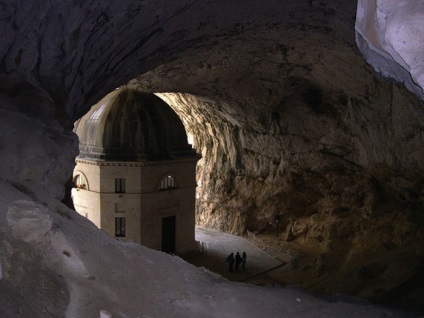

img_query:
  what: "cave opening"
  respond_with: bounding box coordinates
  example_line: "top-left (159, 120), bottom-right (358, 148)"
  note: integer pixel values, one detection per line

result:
top-left (1, 1), bottom-right (424, 315)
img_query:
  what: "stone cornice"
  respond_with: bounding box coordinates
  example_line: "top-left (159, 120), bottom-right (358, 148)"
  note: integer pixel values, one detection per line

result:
top-left (75, 156), bottom-right (200, 167)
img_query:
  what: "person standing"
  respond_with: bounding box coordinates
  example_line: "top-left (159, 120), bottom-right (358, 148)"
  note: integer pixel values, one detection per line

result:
top-left (226, 252), bottom-right (235, 272)
top-left (242, 251), bottom-right (247, 271)
top-left (235, 252), bottom-right (242, 271)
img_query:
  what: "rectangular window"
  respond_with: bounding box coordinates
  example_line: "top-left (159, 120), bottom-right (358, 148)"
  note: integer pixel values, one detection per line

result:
top-left (115, 217), bottom-right (126, 237)
top-left (115, 178), bottom-right (126, 193)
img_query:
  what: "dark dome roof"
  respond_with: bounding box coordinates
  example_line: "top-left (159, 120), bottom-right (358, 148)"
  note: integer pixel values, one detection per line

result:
top-left (74, 89), bottom-right (196, 161)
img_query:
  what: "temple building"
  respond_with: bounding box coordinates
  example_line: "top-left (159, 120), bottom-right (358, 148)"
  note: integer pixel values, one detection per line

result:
top-left (71, 88), bottom-right (200, 255)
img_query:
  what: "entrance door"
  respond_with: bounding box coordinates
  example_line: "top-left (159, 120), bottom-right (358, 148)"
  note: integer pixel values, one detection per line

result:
top-left (162, 216), bottom-right (176, 254)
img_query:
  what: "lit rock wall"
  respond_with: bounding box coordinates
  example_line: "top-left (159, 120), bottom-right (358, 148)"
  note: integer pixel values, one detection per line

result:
top-left (131, 19), bottom-right (424, 236)
top-left (155, 85), bottom-right (424, 236)
top-left (128, 2), bottom-right (424, 304)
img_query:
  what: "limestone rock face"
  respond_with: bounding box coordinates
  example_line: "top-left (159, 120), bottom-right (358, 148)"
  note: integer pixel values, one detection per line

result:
top-left (0, 78), bottom-right (78, 199)
top-left (130, 3), bottom-right (424, 234)
top-left (0, 0), bottom-right (423, 312)
top-left (356, 0), bottom-right (424, 99)
top-left (128, 0), bottom-right (424, 306)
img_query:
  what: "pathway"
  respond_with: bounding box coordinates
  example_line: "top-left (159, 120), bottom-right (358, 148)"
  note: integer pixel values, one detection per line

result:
top-left (183, 227), bottom-right (284, 282)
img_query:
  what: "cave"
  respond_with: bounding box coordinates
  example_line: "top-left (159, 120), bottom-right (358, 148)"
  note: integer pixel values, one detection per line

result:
top-left (0, 1), bottom-right (423, 317)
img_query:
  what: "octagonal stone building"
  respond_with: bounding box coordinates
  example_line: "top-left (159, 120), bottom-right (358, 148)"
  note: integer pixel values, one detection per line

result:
top-left (71, 88), bottom-right (200, 255)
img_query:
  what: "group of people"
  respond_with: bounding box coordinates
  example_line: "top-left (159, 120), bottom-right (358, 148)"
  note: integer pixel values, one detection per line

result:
top-left (225, 251), bottom-right (247, 272)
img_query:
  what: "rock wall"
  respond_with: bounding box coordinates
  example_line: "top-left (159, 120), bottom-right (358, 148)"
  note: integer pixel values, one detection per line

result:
top-left (129, 10), bottom-right (424, 305)
top-left (356, 0), bottom-right (424, 100)
top-left (131, 19), bottom-right (424, 233)
top-left (141, 78), bottom-right (424, 307)
top-left (0, 77), bottom-right (79, 200)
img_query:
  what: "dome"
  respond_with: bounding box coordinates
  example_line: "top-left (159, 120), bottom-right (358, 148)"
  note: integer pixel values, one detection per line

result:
top-left (74, 89), bottom-right (196, 161)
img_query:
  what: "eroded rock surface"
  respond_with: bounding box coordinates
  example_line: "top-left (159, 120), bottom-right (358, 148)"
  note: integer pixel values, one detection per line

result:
top-left (356, 0), bottom-right (424, 99)
top-left (129, 1), bottom-right (424, 307)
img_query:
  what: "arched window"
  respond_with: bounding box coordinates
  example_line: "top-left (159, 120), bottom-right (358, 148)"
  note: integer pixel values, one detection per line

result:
top-left (159, 175), bottom-right (178, 190)
top-left (73, 174), bottom-right (87, 190)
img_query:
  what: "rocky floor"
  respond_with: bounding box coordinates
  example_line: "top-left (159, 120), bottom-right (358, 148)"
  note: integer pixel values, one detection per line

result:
top-left (184, 227), bottom-right (283, 282)
top-left (184, 226), bottom-right (423, 316)
top-left (243, 229), bottom-right (424, 313)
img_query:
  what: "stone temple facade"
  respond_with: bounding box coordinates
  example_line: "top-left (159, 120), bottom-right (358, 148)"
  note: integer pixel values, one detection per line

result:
top-left (71, 88), bottom-right (200, 254)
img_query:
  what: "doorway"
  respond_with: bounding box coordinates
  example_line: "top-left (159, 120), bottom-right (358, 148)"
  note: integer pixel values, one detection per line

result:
top-left (162, 216), bottom-right (176, 254)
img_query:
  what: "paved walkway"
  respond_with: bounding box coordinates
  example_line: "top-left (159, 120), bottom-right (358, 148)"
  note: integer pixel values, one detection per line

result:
top-left (184, 227), bottom-right (284, 282)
